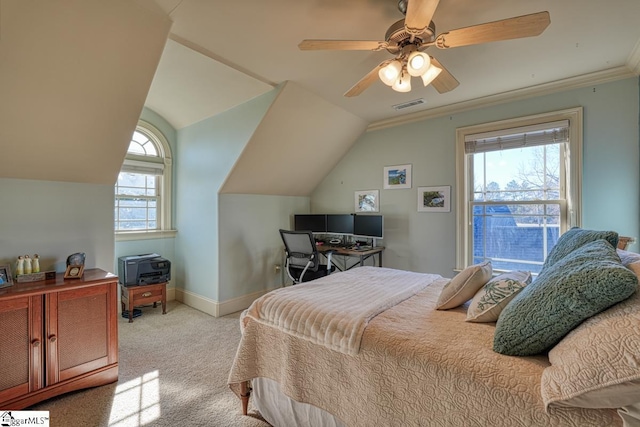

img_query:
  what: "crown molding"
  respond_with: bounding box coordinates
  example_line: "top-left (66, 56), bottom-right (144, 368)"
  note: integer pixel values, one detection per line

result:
top-left (367, 66), bottom-right (635, 132)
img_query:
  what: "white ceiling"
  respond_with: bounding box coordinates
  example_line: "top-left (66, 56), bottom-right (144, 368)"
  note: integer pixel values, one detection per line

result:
top-left (146, 0), bottom-right (640, 129)
top-left (0, 0), bottom-right (171, 184)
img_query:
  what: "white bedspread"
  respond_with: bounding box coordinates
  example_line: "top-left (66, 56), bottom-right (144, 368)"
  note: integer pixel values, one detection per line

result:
top-left (243, 267), bottom-right (442, 355)
top-left (229, 272), bottom-right (621, 427)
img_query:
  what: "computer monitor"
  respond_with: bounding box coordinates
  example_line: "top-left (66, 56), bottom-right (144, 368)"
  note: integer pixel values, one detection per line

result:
top-left (293, 214), bottom-right (326, 233)
top-left (353, 214), bottom-right (383, 239)
top-left (326, 214), bottom-right (354, 234)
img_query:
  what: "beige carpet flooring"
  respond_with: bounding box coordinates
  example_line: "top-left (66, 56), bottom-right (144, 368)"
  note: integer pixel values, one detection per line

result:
top-left (30, 301), bottom-right (270, 427)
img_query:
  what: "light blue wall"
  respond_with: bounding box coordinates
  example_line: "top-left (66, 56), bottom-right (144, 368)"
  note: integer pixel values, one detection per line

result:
top-left (218, 194), bottom-right (309, 300)
top-left (0, 178), bottom-right (114, 274)
top-left (175, 89), bottom-right (279, 301)
top-left (312, 78), bottom-right (640, 277)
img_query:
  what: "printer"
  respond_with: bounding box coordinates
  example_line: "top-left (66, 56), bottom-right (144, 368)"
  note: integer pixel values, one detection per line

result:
top-left (118, 253), bottom-right (171, 286)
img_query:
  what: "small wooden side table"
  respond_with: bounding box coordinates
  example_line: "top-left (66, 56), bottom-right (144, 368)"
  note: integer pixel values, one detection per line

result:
top-left (120, 282), bottom-right (167, 323)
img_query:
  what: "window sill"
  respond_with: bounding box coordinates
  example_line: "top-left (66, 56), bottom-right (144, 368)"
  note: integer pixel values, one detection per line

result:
top-left (115, 230), bottom-right (177, 242)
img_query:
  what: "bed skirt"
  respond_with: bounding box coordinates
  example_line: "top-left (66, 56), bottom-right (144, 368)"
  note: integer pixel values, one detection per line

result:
top-left (253, 377), bottom-right (345, 427)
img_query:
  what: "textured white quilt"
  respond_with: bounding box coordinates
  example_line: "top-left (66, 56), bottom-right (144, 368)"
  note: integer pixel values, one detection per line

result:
top-left (229, 268), bottom-right (621, 426)
top-left (243, 266), bottom-right (441, 355)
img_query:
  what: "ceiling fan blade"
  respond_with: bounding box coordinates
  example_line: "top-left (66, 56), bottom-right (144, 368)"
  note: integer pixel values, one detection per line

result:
top-left (435, 11), bottom-right (550, 49)
top-left (429, 57), bottom-right (459, 94)
top-left (405, 0), bottom-right (440, 35)
top-left (298, 40), bottom-right (392, 51)
top-left (344, 61), bottom-right (390, 97)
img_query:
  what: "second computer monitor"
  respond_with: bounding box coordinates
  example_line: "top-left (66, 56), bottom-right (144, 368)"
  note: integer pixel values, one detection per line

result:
top-left (326, 214), bottom-right (354, 235)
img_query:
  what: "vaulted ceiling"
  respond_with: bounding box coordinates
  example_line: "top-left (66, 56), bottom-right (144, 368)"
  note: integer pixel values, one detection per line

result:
top-left (2, 0), bottom-right (639, 189)
top-left (146, 0), bottom-right (640, 129)
top-left (0, 0), bottom-right (171, 184)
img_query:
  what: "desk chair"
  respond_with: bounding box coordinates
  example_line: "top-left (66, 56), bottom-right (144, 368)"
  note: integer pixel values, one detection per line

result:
top-left (279, 229), bottom-right (335, 284)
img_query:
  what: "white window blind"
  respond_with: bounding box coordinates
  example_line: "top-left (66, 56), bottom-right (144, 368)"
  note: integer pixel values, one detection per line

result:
top-left (464, 120), bottom-right (569, 153)
top-left (120, 159), bottom-right (164, 176)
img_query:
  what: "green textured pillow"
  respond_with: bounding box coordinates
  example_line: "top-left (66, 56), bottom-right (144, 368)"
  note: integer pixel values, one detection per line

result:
top-left (541, 227), bottom-right (619, 272)
top-left (494, 239), bottom-right (638, 356)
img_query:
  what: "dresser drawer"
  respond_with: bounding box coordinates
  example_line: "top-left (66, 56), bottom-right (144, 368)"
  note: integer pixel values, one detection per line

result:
top-left (120, 283), bottom-right (167, 323)
top-left (121, 284), bottom-right (165, 305)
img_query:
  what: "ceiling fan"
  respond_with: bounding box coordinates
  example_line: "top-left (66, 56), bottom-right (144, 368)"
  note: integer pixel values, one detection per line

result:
top-left (298, 0), bottom-right (550, 97)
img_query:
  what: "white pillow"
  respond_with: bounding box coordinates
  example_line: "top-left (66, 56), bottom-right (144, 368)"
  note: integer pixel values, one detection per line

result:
top-left (541, 289), bottom-right (640, 409)
top-left (466, 271), bottom-right (531, 323)
top-left (618, 249), bottom-right (640, 277)
top-left (436, 261), bottom-right (492, 310)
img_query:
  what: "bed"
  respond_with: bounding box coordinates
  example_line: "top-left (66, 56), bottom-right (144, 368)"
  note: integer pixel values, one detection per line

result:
top-left (228, 230), bottom-right (640, 427)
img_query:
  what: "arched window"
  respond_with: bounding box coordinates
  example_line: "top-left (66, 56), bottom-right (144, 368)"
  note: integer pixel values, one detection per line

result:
top-left (115, 121), bottom-right (173, 234)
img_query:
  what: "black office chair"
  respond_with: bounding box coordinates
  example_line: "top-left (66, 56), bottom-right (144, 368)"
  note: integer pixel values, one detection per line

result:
top-left (279, 229), bottom-right (335, 284)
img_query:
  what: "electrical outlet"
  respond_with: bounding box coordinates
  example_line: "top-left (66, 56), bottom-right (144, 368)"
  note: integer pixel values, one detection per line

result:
top-left (274, 264), bottom-right (281, 274)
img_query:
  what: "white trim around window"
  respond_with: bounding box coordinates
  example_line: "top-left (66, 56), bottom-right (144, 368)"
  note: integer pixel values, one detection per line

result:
top-left (115, 120), bottom-right (175, 239)
top-left (455, 107), bottom-right (583, 270)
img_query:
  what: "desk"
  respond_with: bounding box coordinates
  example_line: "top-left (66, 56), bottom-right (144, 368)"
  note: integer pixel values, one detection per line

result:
top-left (317, 245), bottom-right (384, 271)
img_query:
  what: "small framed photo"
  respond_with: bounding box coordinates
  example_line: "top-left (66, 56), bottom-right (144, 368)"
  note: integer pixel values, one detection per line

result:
top-left (383, 164), bottom-right (412, 189)
top-left (418, 186), bottom-right (451, 212)
top-left (0, 264), bottom-right (14, 289)
top-left (355, 190), bottom-right (379, 212)
top-left (64, 264), bottom-right (84, 279)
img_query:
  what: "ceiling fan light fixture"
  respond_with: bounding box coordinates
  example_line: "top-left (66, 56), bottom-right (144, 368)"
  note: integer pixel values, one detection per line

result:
top-left (379, 60), bottom-right (403, 86)
top-left (421, 63), bottom-right (443, 86)
top-left (392, 70), bottom-right (411, 93)
top-left (407, 51), bottom-right (430, 77)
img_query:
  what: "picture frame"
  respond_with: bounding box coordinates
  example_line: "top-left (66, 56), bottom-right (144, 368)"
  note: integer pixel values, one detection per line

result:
top-left (355, 190), bottom-right (379, 212)
top-left (383, 164), bottom-right (412, 189)
top-left (417, 186), bottom-right (451, 212)
top-left (64, 264), bottom-right (84, 279)
top-left (0, 264), bottom-right (14, 289)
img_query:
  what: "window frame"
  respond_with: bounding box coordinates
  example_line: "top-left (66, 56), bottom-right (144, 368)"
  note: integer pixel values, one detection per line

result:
top-left (115, 120), bottom-right (175, 240)
top-left (455, 107), bottom-right (583, 270)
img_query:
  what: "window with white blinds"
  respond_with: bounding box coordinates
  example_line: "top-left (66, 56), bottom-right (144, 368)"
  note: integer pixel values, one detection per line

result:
top-left (455, 108), bottom-right (582, 273)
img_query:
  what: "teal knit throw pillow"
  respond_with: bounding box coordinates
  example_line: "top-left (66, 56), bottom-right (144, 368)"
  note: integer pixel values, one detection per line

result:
top-left (494, 239), bottom-right (638, 356)
top-left (541, 227), bottom-right (619, 272)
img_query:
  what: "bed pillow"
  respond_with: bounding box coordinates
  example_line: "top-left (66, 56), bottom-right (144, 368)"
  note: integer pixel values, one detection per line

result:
top-left (541, 288), bottom-right (640, 409)
top-left (618, 249), bottom-right (640, 277)
top-left (541, 227), bottom-right (619, 272)
top-left (493, 239), bottom-right (638, 356)
top-left (466, 271), bottom-right (531, 323)
top-left (436, 261), bottom-right (492, 310)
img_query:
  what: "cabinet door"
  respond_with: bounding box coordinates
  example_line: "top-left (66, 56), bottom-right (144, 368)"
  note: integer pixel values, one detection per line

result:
top-left (0, 295), bottom-right (43, 404)
top-left (46, 282), bottom-right (118, 384)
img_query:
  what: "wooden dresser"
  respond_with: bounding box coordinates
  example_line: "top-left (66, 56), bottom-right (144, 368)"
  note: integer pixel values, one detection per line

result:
top-left (0, 268), bottom-right (118, 409)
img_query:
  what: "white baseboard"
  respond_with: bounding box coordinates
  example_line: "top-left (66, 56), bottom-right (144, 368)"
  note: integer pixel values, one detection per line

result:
top-left (174, 287), bottom-right (278, 317)
top-left (166, 286), bottom-right (176, 301)
top-left (174, 288), bottom-right (219, 317)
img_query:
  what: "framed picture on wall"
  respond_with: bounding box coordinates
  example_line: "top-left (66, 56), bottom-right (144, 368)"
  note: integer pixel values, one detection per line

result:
top-left (383, 164), bottom-right (412, 189)
top-left (355, 190), bottom-right (379, 212)
top-left (417, 186), bottom-right (451, 212)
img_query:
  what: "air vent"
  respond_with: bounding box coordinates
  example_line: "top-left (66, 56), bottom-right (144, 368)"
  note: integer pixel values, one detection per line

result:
top-left (392, 98), bottom-right (426, 111)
